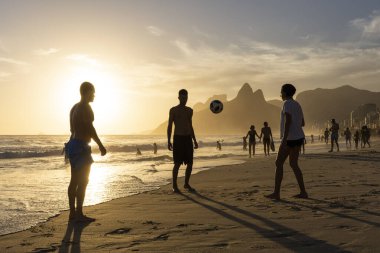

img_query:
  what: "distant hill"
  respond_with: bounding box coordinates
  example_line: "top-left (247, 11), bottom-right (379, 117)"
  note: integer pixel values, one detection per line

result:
top-left (296, 85), bottom-right (380, 127)
top-left (267, 99), bottom-right (282, 108)
top-left (151, 83), bottom-right (281, 135)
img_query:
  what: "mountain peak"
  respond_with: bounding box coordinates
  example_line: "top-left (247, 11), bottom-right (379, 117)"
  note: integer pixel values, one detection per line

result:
top-left (237, 83), bottom-right (254, 98)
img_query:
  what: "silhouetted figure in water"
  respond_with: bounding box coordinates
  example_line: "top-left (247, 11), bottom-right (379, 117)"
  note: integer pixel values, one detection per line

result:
top-left (265, 84), bottom-right (308, 200)
top-left (136, 147), bottom-right (142, 155)
top-left (216, 140), bottom-right (222, 151)
top-left (245, 125), bottom-right (260, 158)
top-left (354, 130), bottom-right (360, 149)
top-left (66, 82), bottom-right (107, 222)
top-left (329, 119), bottom-right (340, 152)
top-left (242, 136), bottom-right (247, 151)
top-left (153, 143), bottom-right (157, 154)
top-left (260, 122), bottom-right (273, 156)
top-left (324, 128), bottom-right (329, 144)
top-left (300, 138), bottom-right (306, 155)
top-left (310, 134), bottom-right (314, 143)
top-left (361, 125), bottom-right (371, 148)
top-left (344, 127), bottom-right (352, 148)
top-left (167, 89), bottom-right (198, 193)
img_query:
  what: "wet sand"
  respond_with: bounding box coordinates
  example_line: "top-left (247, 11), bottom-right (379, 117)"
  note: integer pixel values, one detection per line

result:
top-left (1, 146), bottom-right (380, 252)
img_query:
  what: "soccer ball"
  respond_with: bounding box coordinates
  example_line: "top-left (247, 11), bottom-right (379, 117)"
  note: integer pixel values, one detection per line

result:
top-left (210, 100), bottom-right (223, 114)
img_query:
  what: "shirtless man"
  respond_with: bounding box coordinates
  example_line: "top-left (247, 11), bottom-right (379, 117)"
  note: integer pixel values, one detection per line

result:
top-left (329, 119), bottom-right (340, 152)
top-left (167, 89), bottom-right (198, 193)
top-left (245, 125), bottom-right (260, 158)
top-left (66, 82), bottom-right (107, 222)
top-left (260, 122), bottom-right (273, 156)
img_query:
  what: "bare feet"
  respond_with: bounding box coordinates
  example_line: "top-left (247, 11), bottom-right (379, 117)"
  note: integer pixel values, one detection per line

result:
top-left (76, 214), bottom-right (96, 223)
top-left (184, 184), bottom-right (196, 192)
top-left (293, 192), bottom-right (309, 199)
top-left (265, 193), bottom-right (280, 200)
top-left (172, 187), bottom-right (181, 194)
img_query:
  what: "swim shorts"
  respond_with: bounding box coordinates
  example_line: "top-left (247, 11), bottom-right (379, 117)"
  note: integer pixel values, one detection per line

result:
top-left (173, 135), bottom-right (193, 165)
top-left (65, 139), bottom-right (93, 170)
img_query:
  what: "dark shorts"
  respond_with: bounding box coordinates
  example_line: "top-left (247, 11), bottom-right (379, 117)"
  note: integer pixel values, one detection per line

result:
top-left (66, 139), bottom-right (93, 171)
top-left (173, 135), bottom-right (193, 165)
top-left (263, 138), bottom-right (271, 145)
top-left (286, 138), bottom-right (304, 147)
top-left (331, 133), bottom-right (338, 141)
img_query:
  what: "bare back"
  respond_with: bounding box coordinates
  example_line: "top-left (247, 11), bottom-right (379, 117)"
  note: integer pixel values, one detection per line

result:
top-left (170, 105), bottom-right (193, 136)
top-left (70, 102), bottom-right (94, 143)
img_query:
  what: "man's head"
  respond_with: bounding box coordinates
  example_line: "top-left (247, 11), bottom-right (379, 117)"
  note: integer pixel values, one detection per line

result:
top-left (250, 125), bottom-right (255, 130)
top-left (80, 82), bottom-right (95, 102)
top-left (331, 118), bottom-right (336, 123)
top-left (281, 83), bottom-right (296, 101)
top-left (178, 89), bottom-right (188, 105)
top-left (264, 122), bottom-right (268, 127)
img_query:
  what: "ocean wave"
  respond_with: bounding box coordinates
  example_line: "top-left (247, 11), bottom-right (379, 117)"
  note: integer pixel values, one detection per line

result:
top-left (0, 141), bottom-right (254, 159)
top-left (0, 150), bottom-right (62, 159)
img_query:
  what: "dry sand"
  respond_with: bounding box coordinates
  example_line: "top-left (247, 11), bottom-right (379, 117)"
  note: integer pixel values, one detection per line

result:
top-left (1, 146), bottom-right (380, 252)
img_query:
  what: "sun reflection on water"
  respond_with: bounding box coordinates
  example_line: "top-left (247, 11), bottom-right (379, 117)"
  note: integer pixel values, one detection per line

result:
top-left (85, 159), bottom-right (112, 205)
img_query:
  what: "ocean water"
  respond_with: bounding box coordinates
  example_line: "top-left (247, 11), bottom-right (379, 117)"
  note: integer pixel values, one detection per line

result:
top-left (0, 134), bottom-right (349, 235)
top-left (0, 135), bottom-right (250, 235)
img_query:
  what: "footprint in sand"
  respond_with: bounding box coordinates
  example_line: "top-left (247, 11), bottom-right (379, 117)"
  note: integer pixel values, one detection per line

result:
top-left (212, 242), bottom-right (229, 248)
top-left (105, 228), bottom-right (131, 235)
top-left (154, 233), bottom-right (169, 240)
top-left (142, 220), bottom-right (160, 225)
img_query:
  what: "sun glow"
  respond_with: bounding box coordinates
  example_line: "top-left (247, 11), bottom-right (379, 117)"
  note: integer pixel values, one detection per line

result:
top-left (57, 63), bottom-right (127, 133)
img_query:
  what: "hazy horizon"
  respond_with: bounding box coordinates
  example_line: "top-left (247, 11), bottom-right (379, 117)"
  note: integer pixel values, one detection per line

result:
top-left (1, 1), bottom-right (380, 134)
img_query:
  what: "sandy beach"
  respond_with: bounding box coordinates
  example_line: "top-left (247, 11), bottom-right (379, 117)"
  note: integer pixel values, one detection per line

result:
top-left (1, 146), bottom-right (380, 253)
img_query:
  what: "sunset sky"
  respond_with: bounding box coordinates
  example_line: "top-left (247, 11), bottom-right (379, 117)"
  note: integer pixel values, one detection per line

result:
top-left (1, 0), bottom-right (380, 134)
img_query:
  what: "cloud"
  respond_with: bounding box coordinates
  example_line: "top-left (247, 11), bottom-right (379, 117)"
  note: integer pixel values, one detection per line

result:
top-left (0, 72), bottom-right (11, 78)
top-left (124, 37), bottom-right (380, 99)
top-left (350, 10), bottom-right (380, 41)
top-left (33, 48), bottom-right (60, 56)
top-left (146, 26), bottom-right (164, 36)
top-left (0, 57), bottom-right (28, 65)
top-left (66, 54), bottom-right (101, 66)
top-left (172, 39), bottom-right (193, 56)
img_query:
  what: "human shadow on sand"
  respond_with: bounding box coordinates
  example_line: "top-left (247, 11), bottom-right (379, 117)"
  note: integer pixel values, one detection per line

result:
top-left (305, 153), bottom-right (380, 162)
top-left (182, 192), bottom-right (348, 253)
top-left (58, 221), bottom-right (91, 253)
top-left (281, 198), bottom-right (380, 227)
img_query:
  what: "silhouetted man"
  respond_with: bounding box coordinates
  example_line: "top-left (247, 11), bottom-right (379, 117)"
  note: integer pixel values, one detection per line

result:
top-left (344, 127), bottom-right (352, 148)
top-left (324, 128), bottom-right (329, 144)
top-left (167, 89), bottom-right (198, 193)
top-left (329, 119), bottom-right (340, 152)
top-left (66, 82), bottom-right (107, 222)
top-left (260, 122), bottom-right (273, 156)
top-left (266, 84), bottom-right (308, 200)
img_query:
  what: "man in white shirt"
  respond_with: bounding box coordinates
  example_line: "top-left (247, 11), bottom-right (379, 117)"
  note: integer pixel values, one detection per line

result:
top-left (265, 84), bottom-right (308, 200)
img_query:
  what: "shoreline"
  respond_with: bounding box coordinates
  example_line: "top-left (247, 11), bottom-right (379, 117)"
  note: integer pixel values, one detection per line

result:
top-left (1, 147), bottom-right (380, 252)
top-left (0, 155), bottom-right (246, 237)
